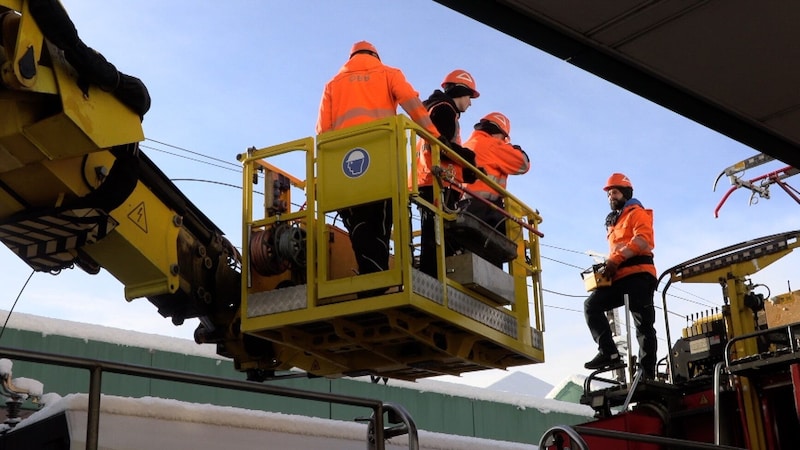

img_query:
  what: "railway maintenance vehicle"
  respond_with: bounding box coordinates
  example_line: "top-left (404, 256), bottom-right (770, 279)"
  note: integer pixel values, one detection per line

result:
top-left (3, 1), bottom-right (800, 449)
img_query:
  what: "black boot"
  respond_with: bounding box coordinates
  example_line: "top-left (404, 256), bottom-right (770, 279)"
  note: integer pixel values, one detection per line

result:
top-left (584, 351), bottom-right (621, 370)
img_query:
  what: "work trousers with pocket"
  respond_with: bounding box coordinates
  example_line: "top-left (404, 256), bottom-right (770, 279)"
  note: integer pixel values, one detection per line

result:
top-left (584, 271), bottom-right (658, 376)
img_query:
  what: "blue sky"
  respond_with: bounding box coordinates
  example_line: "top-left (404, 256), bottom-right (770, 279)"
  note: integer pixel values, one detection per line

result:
top-left (1, 0), bottom-right (798, 388)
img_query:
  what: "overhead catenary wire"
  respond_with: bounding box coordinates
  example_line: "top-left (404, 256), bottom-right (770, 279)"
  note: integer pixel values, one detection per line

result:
top-left (145, 138), bottom-right (240, 169)
top-left (544, 304), bottom-right (582, 313)
top-left (139, 136), bottom-right (726, 352)
top-left (540, 242), bottom-right (590, 255)
top-left (0, 270), bottom-right (34, 342)
top-left (540, 251), bottom-right (718, 308)
top-left (140, 144), bottom-right (240, 173)
top-left (171, 178), bottom-right (257, 193)
top-left (542, 288), bottom-right (585, 298)
top-left (537, 302), bottom-right (671, 343)
top-left (541, 255), bottom-right (585, 271)
top-left (541, 286), bottom-right (692, 320)
top-left (668, 284), bottom-right (719, 304)
top-left (145, 136), bottom-right (723, 314)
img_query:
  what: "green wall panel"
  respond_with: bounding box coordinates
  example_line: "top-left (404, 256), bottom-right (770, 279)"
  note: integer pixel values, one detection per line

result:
top-left (473, 400), bottom-right (588, 443)
top-left (0, 326), bottom-right (592, 446)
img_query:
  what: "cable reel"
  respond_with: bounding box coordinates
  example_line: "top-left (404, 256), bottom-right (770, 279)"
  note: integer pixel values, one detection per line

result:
top-left (249, 222), bottom-right (306, 276)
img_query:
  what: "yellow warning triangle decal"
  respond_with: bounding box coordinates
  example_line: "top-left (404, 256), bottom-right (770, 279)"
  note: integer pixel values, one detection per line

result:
top-left (127, 201), bottom-right (148, 233)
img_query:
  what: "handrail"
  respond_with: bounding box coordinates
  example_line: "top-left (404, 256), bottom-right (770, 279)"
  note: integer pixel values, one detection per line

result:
top-left (583, 367), bottom-right (625, 395)
top-left (621, 367), bottom-right (643, 411)
top-left (446, 180), bottom-right (544, 237)
top-left (363, 402), bottom-right (419, 450)
top-left (723, 322), bottom-right (800, 367)
top-left (657, 230), bottom-right (800, 382)
top-left (0, 346), bottom-right (418, 450)
top-left (571, 425), bottom-right (747, 450)
top-left (538, 425), bottom-right (589, 450)
top-left (407, 117), bottom-right (543, 231)
top-left (713, 361), bottom-right (726, 445)
top-left (541, 413), bottom-right (748, 449)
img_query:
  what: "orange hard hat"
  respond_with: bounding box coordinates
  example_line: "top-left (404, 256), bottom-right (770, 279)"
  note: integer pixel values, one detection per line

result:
top-left (479, 112), bottom-right (511, 137)
top-left (603, 173), bottom-right (633, 191)
top-left (441, 69), bottom-right (479, 98)
top-left (350, 41), bottom-right (379, 59)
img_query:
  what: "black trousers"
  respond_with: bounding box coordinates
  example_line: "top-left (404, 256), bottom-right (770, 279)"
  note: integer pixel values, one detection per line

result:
top-left (418, 186), bottom-right (461, 277)
top-left (339, 200), bottom-right (392, 275)
top-left (584, 271), bottom-right (658, 376)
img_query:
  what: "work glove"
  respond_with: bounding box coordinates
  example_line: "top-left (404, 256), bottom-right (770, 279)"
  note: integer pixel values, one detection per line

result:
top-left (462, 166), bottom-right (478, 184)
top-left (448, 144), bottom-right (478, 184)
top-left (512, 144), bottom-right (530, 164)
top-left (435, 139), bottom-right (478, 183)
top-left (602, 259), bottom-right (618, 279)
top-left (463, 166), bottom-right (487, 185)
top-left (434, 136), bottom-right (456, 161)
top-left (440, 142), bottom-right (474, 163)
top-left (435, 135), bottom-right (450, 148)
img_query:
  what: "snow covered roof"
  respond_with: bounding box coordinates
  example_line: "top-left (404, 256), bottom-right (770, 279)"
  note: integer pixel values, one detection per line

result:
top-left (0, 309), bottom-right (594, 418)
top-left (0, 309), bottom-right (220, 360)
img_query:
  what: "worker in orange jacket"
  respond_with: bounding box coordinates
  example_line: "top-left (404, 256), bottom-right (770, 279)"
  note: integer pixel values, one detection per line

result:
top-left (583, 173), bottom-right (658, 380)
top-left (316, 41), bottom-right (438, 135)
top-left (413, 69), bottom-right (480, 190)
top-left (412, 69), bottom-right (480, 277)
top-left (316, 41), bottom-right (438, 286)
top-left (462, 112), bottom-right (529, 235)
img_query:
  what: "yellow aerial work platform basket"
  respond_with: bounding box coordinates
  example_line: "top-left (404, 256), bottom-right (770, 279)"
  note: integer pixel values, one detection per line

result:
top-left (238, 115), bottom-right (545, 381)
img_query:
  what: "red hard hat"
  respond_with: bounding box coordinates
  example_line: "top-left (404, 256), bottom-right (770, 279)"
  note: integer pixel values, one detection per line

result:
top-left (441, 69), bottom-right (480, 98)
top-left (350, 41), bottom-right (379, 59)
top-left (603, 173), bottom-right (633, 191)
top-left (479, 112), bottom-right (511, 137)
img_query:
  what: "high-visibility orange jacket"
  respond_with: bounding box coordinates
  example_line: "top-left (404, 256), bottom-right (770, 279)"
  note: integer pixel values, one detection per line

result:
top-left (462, 129), bottom-right (530, 201)
top-left (606, 199), bottom-right (657, 281)
top-left (316, 54), bottom-right (437, 135)
top-left (413, 91), bottom-right (471, 188)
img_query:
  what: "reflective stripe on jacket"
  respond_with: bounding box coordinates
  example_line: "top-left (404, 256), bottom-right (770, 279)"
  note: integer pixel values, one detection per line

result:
top-left (413, 140), bottom-right (471, 188)
top-left (463, 130), bottom-right (530, 201)
top-left (413, 93), bottom-right (466, 188)
top-left (316, 54), bottom-right (437, 135)
top-left (607, 200), bottom-right (656, 281)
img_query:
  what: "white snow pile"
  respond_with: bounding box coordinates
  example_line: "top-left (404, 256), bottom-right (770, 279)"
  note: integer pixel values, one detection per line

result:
top-left (0, 310), bottom-right (220, 359)
top-left (8, 377), bottom-right (43, 397)
top-left (381, 376), bottom-right (593, 417)
top-left (0, 310), bottom-right (594, 418)
top-left (14, 393), bottom-right (537, 449)
top-left (0, 358), bottom-right (12, 377)
top-left (0, 358), bottom-right (44, 398)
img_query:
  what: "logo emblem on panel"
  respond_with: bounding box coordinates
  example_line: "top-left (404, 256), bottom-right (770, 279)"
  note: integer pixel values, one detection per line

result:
top-left (343, 148), bottom-right (369, 178)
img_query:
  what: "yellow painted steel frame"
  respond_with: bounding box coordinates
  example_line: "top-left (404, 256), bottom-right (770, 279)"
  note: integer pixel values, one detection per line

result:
top-left (671, 237), bottom-right (800, 450)
top-left (1, 0), bottom-right (55, 91)
top-left (0, 0), bottom-right (178, 299)
top-left (86, 179), bottom-right (183, 300)
top-left (240, 116), bottom-right (546, 380)
top-left (0, 2), bottom-right (144, 168)
top-left (239, 136), bottom-right (317, 305)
